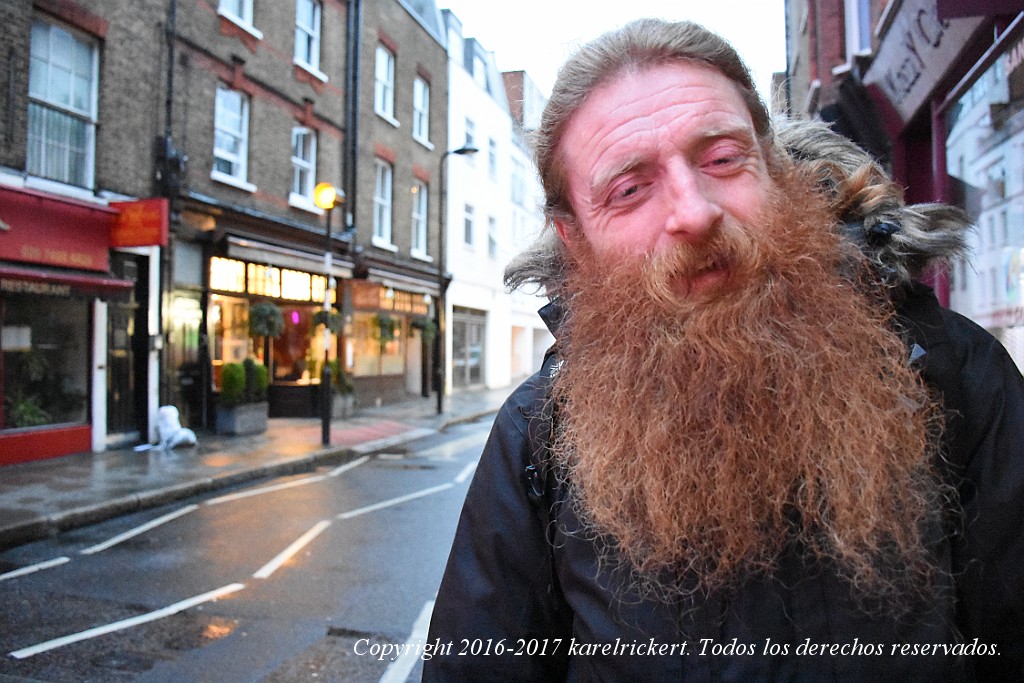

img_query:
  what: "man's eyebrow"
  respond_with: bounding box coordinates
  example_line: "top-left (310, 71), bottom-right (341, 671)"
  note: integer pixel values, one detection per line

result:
top-left (693, 124), bottom-right (760, 151)
top-left (589, 157), bottom-right (650, 199)
top-left (588, 124), bottom-right (760, 198)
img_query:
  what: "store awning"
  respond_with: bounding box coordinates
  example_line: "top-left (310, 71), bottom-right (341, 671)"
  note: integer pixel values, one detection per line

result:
top-left (366, 267), bottom-right (440, 297)
top-left (0, 262), bottom-right (134, 298)
top-left (226, 236), bottom-right (353, 279)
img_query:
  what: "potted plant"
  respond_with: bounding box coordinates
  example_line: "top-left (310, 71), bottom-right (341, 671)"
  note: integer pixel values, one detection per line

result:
top-left (215, 357), bottom-right (270, 435)
top-left (410, 316), bottom-right (436, 344)
top-left (329, 359), bottom-right (356, 419)
top-left (372, 313), bottom-right (398, 343)
top-left (313, 309), bottom-right (344, 334)
top-left (248, 301), bottom-right (284, 375)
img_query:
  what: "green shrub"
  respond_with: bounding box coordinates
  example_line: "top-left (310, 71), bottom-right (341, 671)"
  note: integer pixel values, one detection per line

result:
top-left (328, 359), bottom-right (354, 395)
top-left (220, 363), bottom-right (246, 407)
top-left (221, 359), bottom-right (269, 407)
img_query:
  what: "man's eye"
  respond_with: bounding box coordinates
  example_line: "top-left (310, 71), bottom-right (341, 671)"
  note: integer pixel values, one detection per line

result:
top-left (620, 185), bottom-right (639, 197)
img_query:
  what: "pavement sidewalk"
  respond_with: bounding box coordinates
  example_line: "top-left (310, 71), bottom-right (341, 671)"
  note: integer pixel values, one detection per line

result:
top-left (0, 385), bottom-right (514, 551)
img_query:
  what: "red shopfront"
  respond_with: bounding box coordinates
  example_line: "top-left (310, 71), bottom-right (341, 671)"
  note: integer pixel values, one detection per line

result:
top-left (0, 185), bottom-right (145, 464)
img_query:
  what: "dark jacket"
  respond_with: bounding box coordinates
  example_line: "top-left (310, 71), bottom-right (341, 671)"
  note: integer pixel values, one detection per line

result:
top-left (423, 283), bottom-right (1024, 682)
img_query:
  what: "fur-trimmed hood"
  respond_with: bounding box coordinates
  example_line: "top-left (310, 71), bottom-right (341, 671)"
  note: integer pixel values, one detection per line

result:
top-left (775, 119), bottom-right (971, 287)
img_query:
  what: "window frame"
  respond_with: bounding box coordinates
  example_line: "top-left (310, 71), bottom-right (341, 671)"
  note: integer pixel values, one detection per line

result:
top-left (413, 77), bottom-right (431, 146)
top-left (218, 0), bottom-right (263, 40)
top-left (464, 204), bottom-right (475, 246)
top-left (374, 45), bottom-right (397, 124)
top-left (289, 126), bottom-right (321, 212)
top-left (373, 159), bottom-right (396, 249)
top-left (487, 216), bottom-right (498, 258)
top-left (294, 0), bottom-right (323, 74)
top-left (26, 18), bottom-right (99, 189)
top-left (411, 179), bottom-right (430, 259)
top-left (488, 138), bottom-right (497, 181)
top-left (211, 84), bottom-right (256, 192)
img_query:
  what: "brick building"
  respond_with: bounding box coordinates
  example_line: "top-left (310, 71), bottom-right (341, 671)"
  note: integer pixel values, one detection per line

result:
top-left (1, 0), bottom-right (168, 461)
top-left (0, 0), bottom-right (450, 463)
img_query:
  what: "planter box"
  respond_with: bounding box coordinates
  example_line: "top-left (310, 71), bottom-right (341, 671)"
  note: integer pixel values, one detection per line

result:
top-left (215, 401), bottom-right (269, 436)
top-left (332, 393), bottom-right (355, 419)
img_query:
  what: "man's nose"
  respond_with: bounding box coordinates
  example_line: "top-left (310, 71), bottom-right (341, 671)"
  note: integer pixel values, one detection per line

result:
top-left (663, 160), bottom-right (724, 240)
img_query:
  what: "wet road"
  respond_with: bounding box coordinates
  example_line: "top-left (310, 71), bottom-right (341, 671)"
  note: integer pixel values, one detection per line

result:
top-left (0, 418), bottom-right (492, 682)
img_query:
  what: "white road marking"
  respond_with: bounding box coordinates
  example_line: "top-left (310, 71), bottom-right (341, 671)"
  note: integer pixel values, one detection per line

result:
top-left (454, 462), bottom-right (477, 484)
top-left (79, 505), bottom-right (198, 555)
top-left (420, 432), bottom-right (488, 461)
top-left (8, 583), bottom-right (246, 659)
top-left (378, 600), bottom-right (434, 683)
top-left (329, 455), bottom-right (371, 476)
top-left (0, 557), bottom-right (70, 582)
top-left (337, 483), bottom-right (454, 520)
top-left (205, 476), bottom-right (327, 505)
top-left (352, 428), bottom-right (435, 454)
top-left (253, 520), bottom-right (332, 579)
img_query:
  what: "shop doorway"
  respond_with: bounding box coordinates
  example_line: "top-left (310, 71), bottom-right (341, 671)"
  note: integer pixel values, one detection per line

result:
top-left (168, 292), bottom-right (203, 427)
top-left (451, 307), bottom-right (486, 388)
top-left (106, 300), bottom-right (138, 439)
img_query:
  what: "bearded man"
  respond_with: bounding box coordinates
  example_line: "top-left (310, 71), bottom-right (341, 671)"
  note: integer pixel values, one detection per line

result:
top-left (424, 19), bottom-right (1024, 682)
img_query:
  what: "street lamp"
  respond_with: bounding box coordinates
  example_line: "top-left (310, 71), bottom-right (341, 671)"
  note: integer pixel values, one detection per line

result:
top-left (314, 181), bottom-right (343, 445)
top-left (436, 145), bottom-right (478, 415)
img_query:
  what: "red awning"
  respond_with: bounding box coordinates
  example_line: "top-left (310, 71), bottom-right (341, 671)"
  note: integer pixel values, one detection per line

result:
top-left (0, 262), bottom-right (133, 297)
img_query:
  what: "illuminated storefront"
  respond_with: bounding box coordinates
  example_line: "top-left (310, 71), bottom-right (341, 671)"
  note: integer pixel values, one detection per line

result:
top-left (349, 280), bottom-right (432, 404)
top-left (207, 256), bottom-right (338, 417)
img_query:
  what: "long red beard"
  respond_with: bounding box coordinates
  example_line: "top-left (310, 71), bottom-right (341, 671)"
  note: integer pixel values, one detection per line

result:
top-left (552, 170), bottom-right (944, 601)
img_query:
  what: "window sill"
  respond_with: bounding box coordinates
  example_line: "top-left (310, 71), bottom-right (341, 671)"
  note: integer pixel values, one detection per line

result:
top-left (289, 192), bottom-right (325, 215)
top-left (372, 237), bottom-right (399, 252)
top-left (414, 136), bottom-right (434, 151)
top-left (294, 60), bottom-right (328, 83)
top-left (375, 111), bottom-right (401, 128)
top-left (23, 175), bottom-right (99, 203)
top-left (216, 9), bottom-right (264, 41)
top-left (211, 170), bottom-right (257, 193)
top-left (411, 250), bottom-right (433, 263)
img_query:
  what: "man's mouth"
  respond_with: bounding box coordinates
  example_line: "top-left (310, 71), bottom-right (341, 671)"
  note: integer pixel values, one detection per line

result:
top-left (680, 258), bottom-right (730, 297)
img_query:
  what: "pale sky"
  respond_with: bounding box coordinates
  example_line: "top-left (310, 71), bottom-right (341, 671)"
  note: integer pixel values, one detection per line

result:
top-left (437, 1), bottom-right (787, 103)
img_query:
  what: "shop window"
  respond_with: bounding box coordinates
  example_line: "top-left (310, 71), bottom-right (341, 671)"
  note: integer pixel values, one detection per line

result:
top-left (27, 19), bottom-right (98, 188)
top-left (273, 305), bottom-right (326, 382)
top-left (208, 294), bottom-right (250, 390)
top-left (350, 312), bottom-right (404, 377)
top-left (2, 294), bottom-right (88, 429)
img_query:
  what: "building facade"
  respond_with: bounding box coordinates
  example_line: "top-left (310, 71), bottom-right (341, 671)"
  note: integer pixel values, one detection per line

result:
top-left (350, 0), bottom-right (448, 405)
top-left (783, 0), bottom-right (1024, 369)
top-left (441, 10), bottom-right (552, 395)
top-left (1, 0), bottom-right (165, 462)
top-left (0, 0), bottom-right (452, 464)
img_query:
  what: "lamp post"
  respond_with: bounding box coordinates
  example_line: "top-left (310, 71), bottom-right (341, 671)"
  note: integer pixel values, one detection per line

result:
top-left (436, 145), bottom-right (478, 415)
top-left (314, 182), bottom-right (342, 445)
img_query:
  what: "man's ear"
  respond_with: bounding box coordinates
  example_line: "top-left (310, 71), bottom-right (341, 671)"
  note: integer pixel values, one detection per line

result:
top-left (554, 218), bottom-right (577, 248)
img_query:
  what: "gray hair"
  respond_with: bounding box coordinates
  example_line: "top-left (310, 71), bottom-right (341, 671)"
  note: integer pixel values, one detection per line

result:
top-left (775, 118), bottom-right (970, 284)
